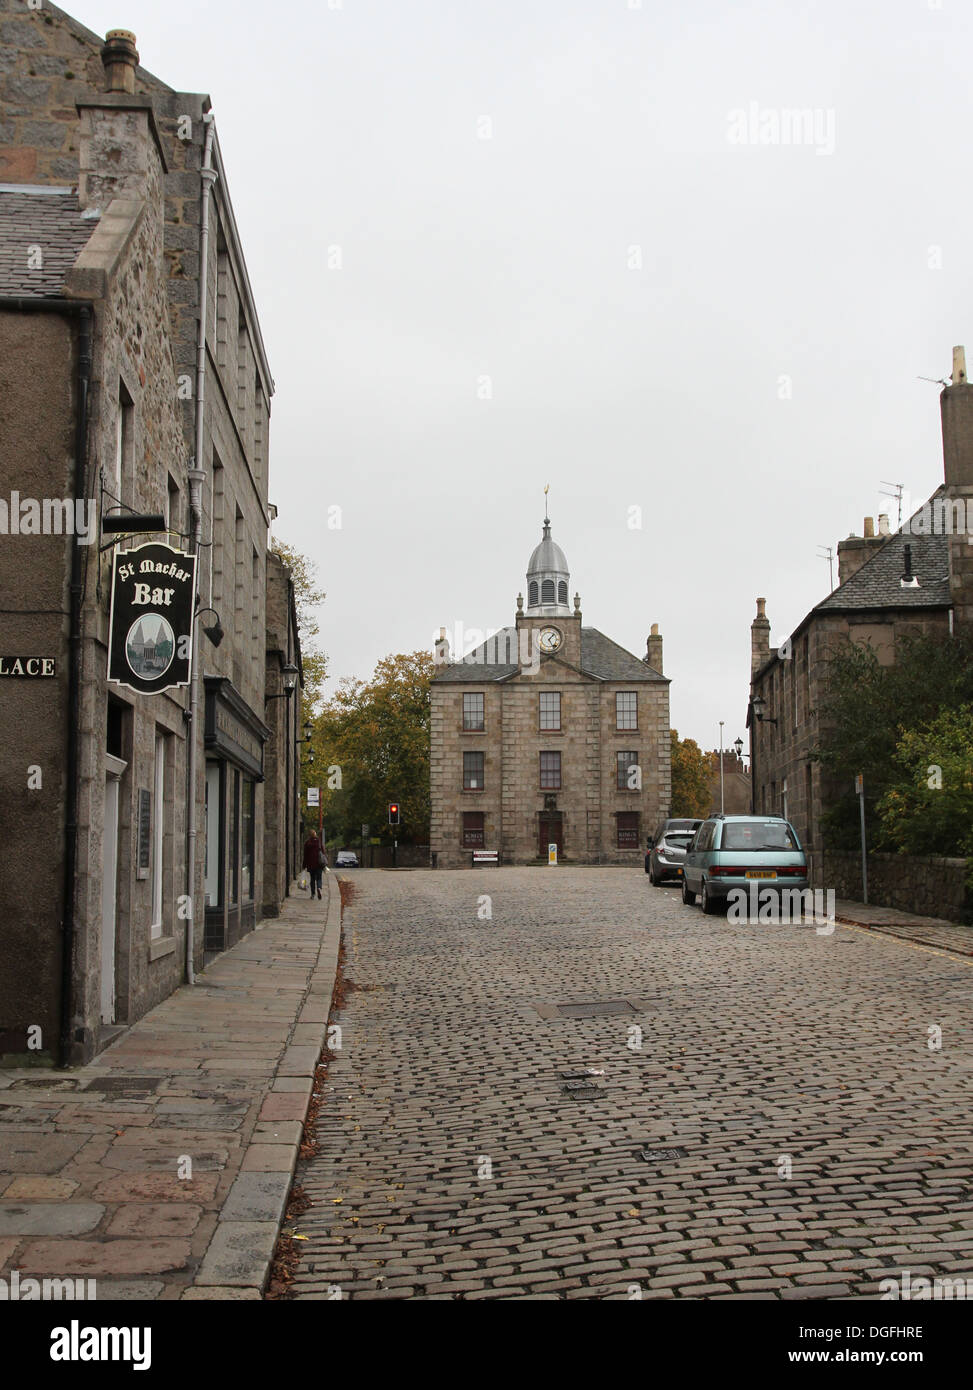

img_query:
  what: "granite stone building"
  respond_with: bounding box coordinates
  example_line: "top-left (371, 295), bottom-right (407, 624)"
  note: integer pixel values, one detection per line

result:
top-left (0, 8), bottom-right (300, 1063)
top-left (747, 346), bottom-right (973, 851)
top-left (430, 517), bottom-right (670, 866)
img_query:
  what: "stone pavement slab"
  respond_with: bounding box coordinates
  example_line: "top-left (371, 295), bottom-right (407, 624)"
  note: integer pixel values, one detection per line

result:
top-left (834, 899), bottom-right (973, 956)
top-left (0, 871), bottom-right (342, 1300)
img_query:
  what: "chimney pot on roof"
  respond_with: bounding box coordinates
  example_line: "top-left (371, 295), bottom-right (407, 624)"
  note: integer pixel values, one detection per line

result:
top-left (101, 29), bottom-right (139, 93)
top-left (878, 513), bottom-right (891, 535)
top-left (863, 516), bottom-right (874, 538)
top-left (953, 346), bottom-right (967, 385)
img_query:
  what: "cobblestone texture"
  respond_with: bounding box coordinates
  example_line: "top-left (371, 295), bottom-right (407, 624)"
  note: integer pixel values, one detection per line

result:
top-left (292, 867), bottom-right (973, 1301)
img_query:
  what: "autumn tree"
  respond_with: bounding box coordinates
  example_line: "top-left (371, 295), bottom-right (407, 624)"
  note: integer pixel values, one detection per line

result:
top-left (270, 538), bottom-right (327, 720)
top-left (670, 730), bottom-right (711, 818)
top-left (316, 650), bottom-right (434, 845)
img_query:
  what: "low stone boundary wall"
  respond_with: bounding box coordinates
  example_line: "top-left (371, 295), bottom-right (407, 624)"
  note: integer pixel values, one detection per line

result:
top-left (808, 849), bottom-right (971, 923)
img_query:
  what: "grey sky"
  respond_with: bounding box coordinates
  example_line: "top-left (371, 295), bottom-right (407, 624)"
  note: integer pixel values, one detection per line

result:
top-left (71, 0), bottom-right (973, 749)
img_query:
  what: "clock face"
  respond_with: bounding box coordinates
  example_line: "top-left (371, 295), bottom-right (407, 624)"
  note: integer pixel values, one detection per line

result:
top-left (539, 627), bottom-right (562, 654)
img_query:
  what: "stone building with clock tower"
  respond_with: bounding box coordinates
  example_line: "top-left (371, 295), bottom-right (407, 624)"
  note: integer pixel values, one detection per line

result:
top-left (430, 516), bottom-right (671, 866)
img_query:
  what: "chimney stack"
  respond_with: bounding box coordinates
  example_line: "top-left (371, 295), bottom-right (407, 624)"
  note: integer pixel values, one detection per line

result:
top-left (645, 622), bottom-right (663, 674)
top-left (751, 598), bottom-right (771, 675)
top-left (101, 29), bottom-right (139, 94)
top-left (939, 344), bottom-right (973, 632)
top-left (941, 344), bottom-right (973, 488)
top-left (837, 516), bottom-right (888, 586)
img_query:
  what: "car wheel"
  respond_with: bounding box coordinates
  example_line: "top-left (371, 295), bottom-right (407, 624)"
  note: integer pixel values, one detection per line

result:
top-left (682, 878), bottom-right (696, 906)
top-left (700, 882), bottom-right (720, 915)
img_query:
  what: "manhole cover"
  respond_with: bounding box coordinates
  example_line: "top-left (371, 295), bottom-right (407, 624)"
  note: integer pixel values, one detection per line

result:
top-left (84, 1076), bottom-right (161, 1094)
top-left (638, 1146), bottom-right (687, 1162)
top-left (557, 1001), bottom-right (636, 1018)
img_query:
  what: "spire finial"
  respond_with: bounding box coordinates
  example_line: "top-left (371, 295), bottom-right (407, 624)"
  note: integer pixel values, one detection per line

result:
top-left (543, 483), bottom-right (549, 525)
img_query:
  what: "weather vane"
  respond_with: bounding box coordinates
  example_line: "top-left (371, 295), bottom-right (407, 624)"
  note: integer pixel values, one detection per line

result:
top-left (544, 483), bottom-right (549, 523)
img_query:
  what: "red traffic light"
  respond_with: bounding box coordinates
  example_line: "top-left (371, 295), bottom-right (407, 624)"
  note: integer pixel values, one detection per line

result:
top-left (388, 802), bottom-right (400, 824)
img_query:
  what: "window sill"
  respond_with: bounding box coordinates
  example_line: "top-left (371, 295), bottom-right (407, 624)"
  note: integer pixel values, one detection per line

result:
top-left (460, 728), bottom-right (486, 734)
top-left (149, 935), bottom-right (177, 962)
top-left (462, 787), bottom-right (485, 794)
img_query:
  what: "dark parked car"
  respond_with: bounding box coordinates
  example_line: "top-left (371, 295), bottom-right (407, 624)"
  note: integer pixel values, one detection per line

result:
top-left (645, 818), bottom-right (703, 884)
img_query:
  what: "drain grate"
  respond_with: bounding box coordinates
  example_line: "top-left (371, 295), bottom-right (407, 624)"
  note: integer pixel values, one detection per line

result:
top-left (9, 1077), bottom-right (81, 1091)
top-left (557, 1000), bottom-right (636, 1018)
top-left (638, 1146), bottom-right (687, 1162)
top-left (562, 1081), bottom-right (602, 1099)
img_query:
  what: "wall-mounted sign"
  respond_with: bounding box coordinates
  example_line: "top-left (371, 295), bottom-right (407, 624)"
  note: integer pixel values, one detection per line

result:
top-left (0, 656), bottom-right (56, 677)
top-left (307, 787), bottom-right (320, 807)
top-left (108, 543), bottom-right (196, 695)
top-left (137, 788), bottom-right (151, 879)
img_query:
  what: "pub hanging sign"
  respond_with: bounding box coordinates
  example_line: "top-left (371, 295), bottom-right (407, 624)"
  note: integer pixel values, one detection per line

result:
top-left (108, 542), bottom-right (197, 695)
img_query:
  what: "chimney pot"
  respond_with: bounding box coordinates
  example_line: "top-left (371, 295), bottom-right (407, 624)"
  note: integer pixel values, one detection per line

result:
top-left (863, 516), bottom-right (875, 538)
top-left (878, 513), bottom-right (890, 535)
top-left (101, 29), bottom-right (139, 94)
top-left (954, 346), bottom-right (967, 385)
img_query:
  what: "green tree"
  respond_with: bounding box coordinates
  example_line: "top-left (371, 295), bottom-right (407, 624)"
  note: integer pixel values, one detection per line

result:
top-left (814, 632), bottom-right (973, 849)
top-left (316, 650), bottom-right (434, 845)
top-left (877, 706), bottom-right (973, 857)
top-left (670, 730), bottom-right (711, 818)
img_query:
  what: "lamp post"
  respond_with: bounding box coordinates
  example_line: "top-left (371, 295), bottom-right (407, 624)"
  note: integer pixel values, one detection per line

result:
top-left (719, 720), bottom-right (725, 814)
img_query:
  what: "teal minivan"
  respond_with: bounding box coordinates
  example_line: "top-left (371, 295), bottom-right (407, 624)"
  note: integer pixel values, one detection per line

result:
top-left (682, 814), bottom-right (809, 914)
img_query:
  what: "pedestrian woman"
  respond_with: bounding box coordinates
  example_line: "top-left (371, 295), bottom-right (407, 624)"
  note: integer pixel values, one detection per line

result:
top-left (303, 831), bottom-right (324, 900)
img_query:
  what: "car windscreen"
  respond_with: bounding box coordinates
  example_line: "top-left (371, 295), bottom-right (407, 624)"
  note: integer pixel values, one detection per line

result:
top-left (719, 821), bottom-right (799, 852)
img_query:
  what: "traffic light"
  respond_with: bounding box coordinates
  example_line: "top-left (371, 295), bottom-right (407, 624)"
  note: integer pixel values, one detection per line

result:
top-left (388, 802), bottom-right (400, 825)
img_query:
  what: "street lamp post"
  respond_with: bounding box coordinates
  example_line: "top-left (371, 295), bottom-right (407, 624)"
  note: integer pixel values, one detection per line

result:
top-left (719, 720), bottom-right (725, 814)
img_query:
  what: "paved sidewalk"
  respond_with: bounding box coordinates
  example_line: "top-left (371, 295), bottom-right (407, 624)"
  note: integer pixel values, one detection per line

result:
top-left (835, 899), bottom-right (973, 957)
top-left (0, 873), bottom-right (341, 1300)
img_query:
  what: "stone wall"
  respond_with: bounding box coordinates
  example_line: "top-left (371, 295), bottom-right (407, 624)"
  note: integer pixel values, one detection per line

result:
top-left (808, 849), bottom-right (971, 924)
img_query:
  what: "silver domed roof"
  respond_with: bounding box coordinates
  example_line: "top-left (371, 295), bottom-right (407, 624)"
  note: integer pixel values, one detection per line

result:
top-left (527, 521), bottom-right (568, 576)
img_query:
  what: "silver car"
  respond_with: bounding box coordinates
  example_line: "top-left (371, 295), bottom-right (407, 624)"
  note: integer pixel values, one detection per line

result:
top-left (646, 818), bottom-right (703, 885)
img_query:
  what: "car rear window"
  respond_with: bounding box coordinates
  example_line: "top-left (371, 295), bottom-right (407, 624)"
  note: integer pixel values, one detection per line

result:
top-left (719, 821), bottom-right (799, 851)
top-left (664, 833), bottom-right (695, 847)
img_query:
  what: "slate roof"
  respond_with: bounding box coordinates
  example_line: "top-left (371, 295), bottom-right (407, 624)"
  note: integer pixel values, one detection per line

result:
top-left (0, 187), bottom-right (96, 298)
top-left (814, 486), bottom-right (952, 614)
top-left (432, 625), bottom-right (667, 683)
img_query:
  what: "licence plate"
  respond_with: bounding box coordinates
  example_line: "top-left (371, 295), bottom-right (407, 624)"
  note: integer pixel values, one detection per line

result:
top-left (745, 870), bottom-right (777, 879)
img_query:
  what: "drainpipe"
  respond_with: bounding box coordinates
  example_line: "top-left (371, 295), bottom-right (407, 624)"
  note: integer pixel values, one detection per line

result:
top-left (0, 298), bottom-right (92, 1064)
top-left (185, 112), bottom-right (218, 986)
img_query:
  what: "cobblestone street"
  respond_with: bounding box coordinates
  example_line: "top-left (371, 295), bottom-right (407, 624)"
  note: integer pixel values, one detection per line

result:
top-left (293, 867), bottom-right (973, 1300)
